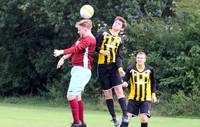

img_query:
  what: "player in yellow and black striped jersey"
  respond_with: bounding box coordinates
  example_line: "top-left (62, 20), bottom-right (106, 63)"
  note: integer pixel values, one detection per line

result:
top-left (96, 16), bottom-right (128, 127)
top-left (120, 52), bottom-right (157, 127)
top-left (96, 27), bottom-right (123, 65)
top-left (124, 64), bottom-right (156, 102)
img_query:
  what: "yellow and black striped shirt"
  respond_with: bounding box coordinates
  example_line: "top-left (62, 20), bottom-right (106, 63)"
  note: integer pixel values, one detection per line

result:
top-left (96, 28), bottom-right (124, 67)
top-left (124, 64), bottom-right (156, 101)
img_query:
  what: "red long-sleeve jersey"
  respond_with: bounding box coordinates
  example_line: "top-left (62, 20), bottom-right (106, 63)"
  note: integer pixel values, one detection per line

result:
top-left (64, 36), bottom-right (96, 70)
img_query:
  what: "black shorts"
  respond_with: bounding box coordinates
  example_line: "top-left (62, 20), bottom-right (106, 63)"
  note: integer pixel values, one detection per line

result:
top-left (98, 63), bottom-right (122, 90)
top-left (127, 100), bottom-right (151, 117)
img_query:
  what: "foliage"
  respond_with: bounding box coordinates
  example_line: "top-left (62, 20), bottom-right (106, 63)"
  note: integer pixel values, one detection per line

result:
top-left (155, 90), bottom-right (200, 116)
top-left (0, 0), bottom-right (200, 116)
top-left (0, 0), bottom-right (139, 96)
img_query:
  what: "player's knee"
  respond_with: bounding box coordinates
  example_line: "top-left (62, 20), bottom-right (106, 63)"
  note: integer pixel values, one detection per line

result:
top-left (77, 96), bottom-right (82, 101)
top-left (141, 118), bottom-right (148, 123)
top-left (103, 90), bottom-right (112, 99)
top-left (127, 113), bottom-right (132, 121)
top-left (114, 86), bottom-right (124, 97)
top-left (140, 114), bottom-right (148, 123)
top-left (67, 95), bottom-right (76, 101)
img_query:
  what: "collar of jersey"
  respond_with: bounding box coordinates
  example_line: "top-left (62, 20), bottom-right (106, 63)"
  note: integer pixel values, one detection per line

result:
top-left (109, 29), bottom-right (118, 36)
top-left (136, 64), bottom-right (145, 72)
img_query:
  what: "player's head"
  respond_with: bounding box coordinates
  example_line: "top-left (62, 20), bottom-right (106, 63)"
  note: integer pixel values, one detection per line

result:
top-left (75, 19), bottom-right (92, 36)
top-left (136, 52), bottom-right (146, 66)
top-left (112, 16), bottom-right (127, 32)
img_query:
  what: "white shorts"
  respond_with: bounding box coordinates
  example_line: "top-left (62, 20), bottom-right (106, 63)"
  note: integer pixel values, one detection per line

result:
top-left (67, 66), bottom-right (91, 96)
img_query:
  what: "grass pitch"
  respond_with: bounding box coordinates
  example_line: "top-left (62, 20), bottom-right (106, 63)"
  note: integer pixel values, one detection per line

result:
top-left (0, 103), bottom-right (199, 127)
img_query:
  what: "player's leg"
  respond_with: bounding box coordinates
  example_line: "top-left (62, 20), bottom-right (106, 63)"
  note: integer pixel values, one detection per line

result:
top-left (67, 67), bottom-right (81, 125)
top-left (104, 89), bottom-right (120, 127)
top-left (67, 66), bottom-right (91, 126)
top-left (140, 114), bottom-right (148, 127)
top-left (103, 89), bottom-right (118, 120)
top-left (77, 96), bottom-right (87, 127)
top-left (114, 85), bottom-right (128, 126)
top-left (120, 100), bottom-right (139, 127)
top-left (114, 85), bottom-right (127, 117)
top-left (98, 64), bottom-right (116, 119)
top-left (112, 66), bottom-right (127, 123)
top-left (67, 95), bottom-right (81, 126)
top-left (68, 95), bottom-right (87, 127)
top-left (76, 66), bottom-right (91, 127)
top-left (98, 64), bottom-right (119, 127)
top-left (139, 101), bottom-right (151, 127)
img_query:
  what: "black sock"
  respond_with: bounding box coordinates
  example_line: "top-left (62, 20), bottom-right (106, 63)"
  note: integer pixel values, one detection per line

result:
top-left (106, 99), bottom-right (116, 119)
top-left (118, 97), bottom-right (127, 117)
top-left (121, 121), bottom-right (129, 127)
top-left (141, 123), bottom-right (148, 127)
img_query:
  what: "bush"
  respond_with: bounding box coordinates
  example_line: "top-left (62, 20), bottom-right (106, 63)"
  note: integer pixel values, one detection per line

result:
top-left (154, 90), bottom-right (200, 116)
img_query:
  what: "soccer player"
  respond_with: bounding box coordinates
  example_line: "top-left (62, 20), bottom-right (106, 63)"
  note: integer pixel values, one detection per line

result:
top-left (120, 52), bottom-right (157, 127)
top-left (96, 16), bottom-right (128, 127)
top-left (53, 19), bottom-right (96, 127)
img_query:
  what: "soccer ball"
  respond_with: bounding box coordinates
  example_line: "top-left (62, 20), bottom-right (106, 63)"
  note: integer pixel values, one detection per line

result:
top-left (80, 4), bottom-right (94, 19)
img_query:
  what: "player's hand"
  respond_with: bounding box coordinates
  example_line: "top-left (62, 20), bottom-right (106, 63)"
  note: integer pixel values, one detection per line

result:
top-left (119, 70), bottom-right (126, 77)
top-left (54, 49), bottom-right (64, 57)
top-left (152, 96), bottom-right (157, 103)
top-left (56, 57), bottom-right (65, 69)
top-left (102, 50), bottom-right (110, 56)
top-left (122, 82), bottom-right (128, 87)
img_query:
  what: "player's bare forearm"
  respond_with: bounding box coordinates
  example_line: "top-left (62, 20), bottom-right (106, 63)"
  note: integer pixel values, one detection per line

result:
top-left (62, 54), bottom-right (72, 60)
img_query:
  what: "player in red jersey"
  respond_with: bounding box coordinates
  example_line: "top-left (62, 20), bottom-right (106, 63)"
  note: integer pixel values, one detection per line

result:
top-left (54, 19), bottom-right (96, 127)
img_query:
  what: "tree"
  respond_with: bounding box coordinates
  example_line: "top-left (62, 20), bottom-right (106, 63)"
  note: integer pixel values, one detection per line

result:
top-left (0, 0), bottom-right (140, 96)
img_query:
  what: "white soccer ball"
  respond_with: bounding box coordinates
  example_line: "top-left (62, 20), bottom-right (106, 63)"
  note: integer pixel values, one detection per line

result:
top-left (80, 4), bottom-right (94, 19)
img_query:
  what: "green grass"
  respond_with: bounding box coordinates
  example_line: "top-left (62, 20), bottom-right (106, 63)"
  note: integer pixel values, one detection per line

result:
top-left (0, 102), bottom-right (200, 127)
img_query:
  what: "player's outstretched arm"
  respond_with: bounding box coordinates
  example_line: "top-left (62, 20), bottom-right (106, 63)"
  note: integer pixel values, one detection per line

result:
top-left (56, 54), bottom-right (72, 69)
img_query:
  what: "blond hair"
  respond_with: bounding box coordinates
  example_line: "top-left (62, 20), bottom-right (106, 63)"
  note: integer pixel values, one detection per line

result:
top-left (114, 16), bottom-right (127, 29)
top-left (136, 51), bottom-right (146, 58)
top-left (75, 19), bottom-right (93, 30)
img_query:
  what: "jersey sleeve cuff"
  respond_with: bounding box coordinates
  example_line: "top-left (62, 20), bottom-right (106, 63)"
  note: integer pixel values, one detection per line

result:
top-left (99, 50), bottom-right (104, 54)
top-left (152, 93), bottom-right (156, 97)
top-left (118, 67), bottom-right (123, 72)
